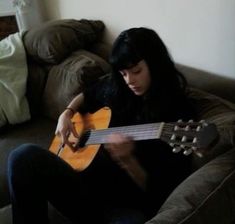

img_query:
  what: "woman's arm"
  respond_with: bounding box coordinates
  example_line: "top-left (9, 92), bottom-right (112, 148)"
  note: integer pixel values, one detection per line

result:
top-left (120, 156), bottom-right (148, 191)
top-left (65, 93), bottom-right (85, 116)
top-left (105, 133), bottom-right (148, 191)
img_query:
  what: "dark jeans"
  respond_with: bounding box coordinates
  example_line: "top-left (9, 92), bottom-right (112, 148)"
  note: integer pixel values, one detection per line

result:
top-left (7, 143), bottom-right (147, 224)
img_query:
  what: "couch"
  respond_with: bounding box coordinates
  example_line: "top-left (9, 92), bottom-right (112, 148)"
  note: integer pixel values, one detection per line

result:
top-left (0, 19), bottom-right (235, 224)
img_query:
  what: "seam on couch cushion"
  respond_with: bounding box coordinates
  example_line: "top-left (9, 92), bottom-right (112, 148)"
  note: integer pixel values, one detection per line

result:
top-left (178, 168), bottom-right (235, 224)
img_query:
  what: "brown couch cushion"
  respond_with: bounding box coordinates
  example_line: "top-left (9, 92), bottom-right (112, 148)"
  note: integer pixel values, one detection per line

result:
top-left (42, 50), bottom-right (111, 120)
top-left (146, 148), bottom-right (235, 224)
top-left (23, 19), bottom-right (105, 64)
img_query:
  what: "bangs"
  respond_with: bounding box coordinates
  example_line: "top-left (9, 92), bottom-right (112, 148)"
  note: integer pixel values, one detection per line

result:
top-left (109, 41), bottom-right (142, 71)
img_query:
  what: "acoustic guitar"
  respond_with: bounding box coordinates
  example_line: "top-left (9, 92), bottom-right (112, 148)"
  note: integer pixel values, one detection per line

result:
top-left (49, 107), bottom-right (218, 171)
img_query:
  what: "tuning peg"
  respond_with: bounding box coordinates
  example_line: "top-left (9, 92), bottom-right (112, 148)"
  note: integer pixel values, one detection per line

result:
top-left (200, 120), bottom-right (208, 127)
top-left (172, 147), bottom-right (181, 153)
top-left (181, 136), bottom-right (187, 142)
top-left (185, 125), bottom-right (191, 131)
top-left (179, 136), bottom-right (187, 149)
top-left (175, 120), bottom-right (183, 130)
top-left (191, 144), bottom-right (203, 157)
top-left (174, 125), bottom-right (179, 131)
top-left (193, 137), bottom-right (197, 144)
top-left (195, 151), bottom-right (203, 158)
top-left (183, 148), bottom-right (192, 155)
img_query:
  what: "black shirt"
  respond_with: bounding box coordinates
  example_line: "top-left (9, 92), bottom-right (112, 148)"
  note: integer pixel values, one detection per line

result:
top-left (80, 75), bottom-right (195, 217)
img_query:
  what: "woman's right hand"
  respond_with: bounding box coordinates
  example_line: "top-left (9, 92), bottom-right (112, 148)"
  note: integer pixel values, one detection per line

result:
top-left (55, 109), bottom-right (79, 150)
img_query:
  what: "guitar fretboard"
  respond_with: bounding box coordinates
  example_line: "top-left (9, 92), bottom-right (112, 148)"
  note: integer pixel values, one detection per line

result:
top-left (84, 122), bottom-right (165, 145)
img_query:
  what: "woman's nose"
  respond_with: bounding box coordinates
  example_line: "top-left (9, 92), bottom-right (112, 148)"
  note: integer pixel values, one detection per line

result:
top-left (125, 73), bottom-right (135, 84)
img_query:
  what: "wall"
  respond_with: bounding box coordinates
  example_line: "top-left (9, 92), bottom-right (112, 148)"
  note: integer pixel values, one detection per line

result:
top-left (0, 0), bottom-right (47, 31)
top-left (0, 0), bottom-right (15, 16)
top-left (43, 0), bottom-right (235, 79)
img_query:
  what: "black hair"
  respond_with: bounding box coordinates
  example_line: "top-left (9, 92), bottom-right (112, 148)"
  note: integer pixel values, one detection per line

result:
top-left (109, 27), bottom-right (187, 96)
top-left (108, 27), bottom-right (194, 124)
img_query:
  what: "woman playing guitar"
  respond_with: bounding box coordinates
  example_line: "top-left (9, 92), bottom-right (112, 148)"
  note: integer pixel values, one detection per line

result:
top-left (8, 27), bottom-right (197, 224)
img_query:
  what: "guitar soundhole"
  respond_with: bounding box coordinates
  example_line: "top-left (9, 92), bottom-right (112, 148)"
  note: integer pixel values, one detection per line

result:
top-left (77, 130), bottom-right (91, 148)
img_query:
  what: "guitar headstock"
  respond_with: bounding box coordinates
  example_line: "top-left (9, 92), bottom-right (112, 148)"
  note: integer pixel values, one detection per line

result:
top-left (161, 120), bottom-right (219, 157)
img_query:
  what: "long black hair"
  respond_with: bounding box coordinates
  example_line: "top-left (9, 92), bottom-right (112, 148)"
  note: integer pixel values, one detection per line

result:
top-left (110, 27), bottom-right (187, 95)
top-left (108, 27), bottom-right (194, 124)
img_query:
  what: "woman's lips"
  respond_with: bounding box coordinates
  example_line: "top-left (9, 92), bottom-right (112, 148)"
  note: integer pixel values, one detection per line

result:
top-left (131, 86), bottom-right (141, 91)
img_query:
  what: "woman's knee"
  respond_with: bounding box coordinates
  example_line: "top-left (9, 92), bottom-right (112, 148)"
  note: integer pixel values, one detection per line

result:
top-left (8, 143), bottom-right (44, 172)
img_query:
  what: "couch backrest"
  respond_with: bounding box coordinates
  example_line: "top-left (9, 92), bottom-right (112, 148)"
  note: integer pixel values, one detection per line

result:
top-left (177, 64), bottom-right (235, 104)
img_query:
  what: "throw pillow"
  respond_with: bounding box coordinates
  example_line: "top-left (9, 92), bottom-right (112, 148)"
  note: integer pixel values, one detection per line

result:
top-left (23, 19), bottom-right (105, 64)
top-left (42, 50), bottom-right (111, 120)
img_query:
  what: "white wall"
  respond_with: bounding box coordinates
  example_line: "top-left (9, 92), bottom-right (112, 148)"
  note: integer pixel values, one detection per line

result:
top-left (0, 0), bottom-right (47, 31)
top-left (43, 0), bottom-right (235, 79)
top-left (0, 0), bottom-right (15, 16)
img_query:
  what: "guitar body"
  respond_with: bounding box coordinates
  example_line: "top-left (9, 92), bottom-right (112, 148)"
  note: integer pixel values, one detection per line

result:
top-left (49, 107), bottom-right (111, 171)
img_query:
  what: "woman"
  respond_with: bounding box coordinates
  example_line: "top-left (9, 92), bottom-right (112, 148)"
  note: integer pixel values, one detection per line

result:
top-left (8, 27), bottom-right (196, 224)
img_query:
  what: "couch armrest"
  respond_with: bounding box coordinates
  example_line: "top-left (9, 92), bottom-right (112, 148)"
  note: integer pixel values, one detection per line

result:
top-left (146, 148), bottom-right (235, 224)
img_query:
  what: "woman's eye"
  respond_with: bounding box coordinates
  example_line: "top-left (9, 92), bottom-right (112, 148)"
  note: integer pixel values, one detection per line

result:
top-left (119, 67), bottom-right (141, 76)
top-left (132, 69), bottom-right (141, 74)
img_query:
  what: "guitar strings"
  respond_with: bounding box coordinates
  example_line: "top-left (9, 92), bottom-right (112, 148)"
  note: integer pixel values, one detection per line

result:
top-left (78, 122), bottom-right (200, 146)
top-left (81, 123), bottom-right (176, 145)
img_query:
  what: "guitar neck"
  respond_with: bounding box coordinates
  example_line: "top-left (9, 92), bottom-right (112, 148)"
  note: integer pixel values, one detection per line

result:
top-left (84, 122), bottom-right (165, 145)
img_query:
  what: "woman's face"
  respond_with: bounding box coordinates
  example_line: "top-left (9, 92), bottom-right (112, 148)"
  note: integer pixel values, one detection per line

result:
top-left (120, 60), bottom-right (151, 96)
